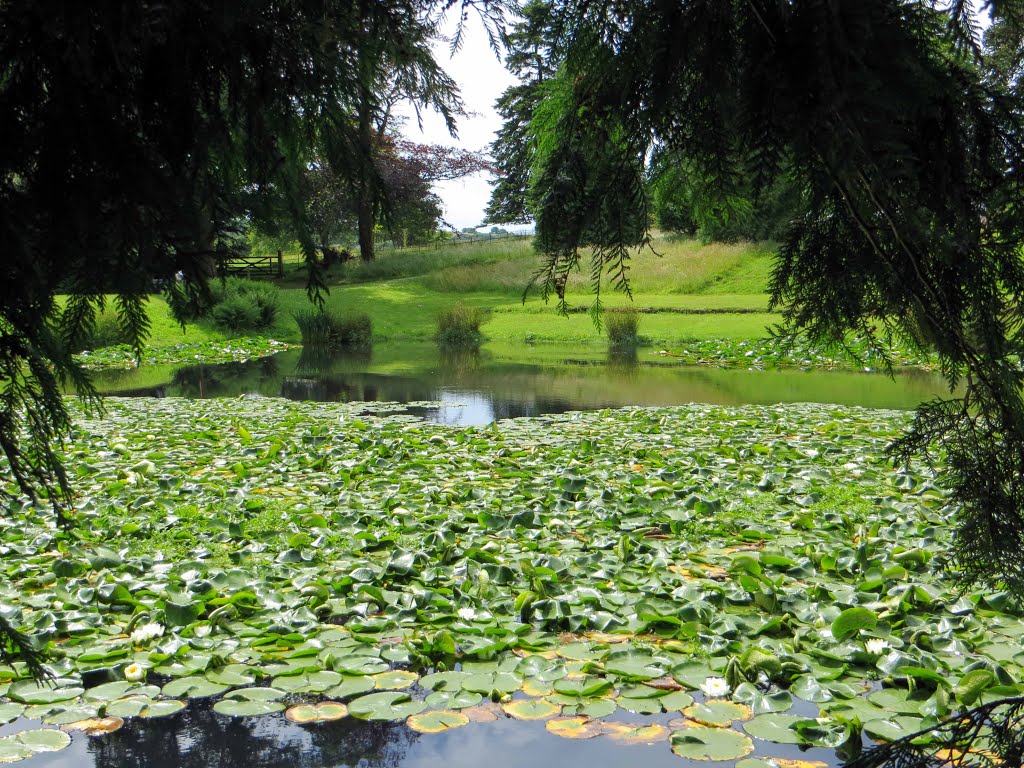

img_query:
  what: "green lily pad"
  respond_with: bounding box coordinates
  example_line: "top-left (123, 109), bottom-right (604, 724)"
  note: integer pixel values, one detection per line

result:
top-left (7, 680), bottom-right (84, 705)
top-left (105, 697), bottom-right (186, 719)
top-left (684, 700), bottom-right (753, 727)
top-left (324, 675), bottom-right (376, 699)
top-left (161, 676), bottom-right (230, 699)
top-left (864, 716), bottom-right (927, 741)
top-left (424, 690), bottom-right (483, 710)
top-left (731, 682), bottom-right (793, 713)
top-left (0, 704), bottom-right (24, 725)
top-left (406, 710), bottom-right (470, 733)
top-left (743, 713), bottom-right (804, 744)
top-left (831, 607), bottom-right (878, 642)
top-left (419, 671), bottom-right (468, 691)
top-left (660, 690), bottom-right (695, 710)
top-left (206, 664), bottom-right (257, 686)
top-left (372, 670), bottom-right (418, 690)
top-left (461, 672), bottom-right (521, 696)
top-left (616, 696), bottom-right (662, 715)
top-left (348, 692), bottom-right (427, 721)
top-left (271, 670), bottom-right (343, 693)
top-left (671, 726), bottom-right (755, 760)
top-left (222, 687), bottom-right (287, 702)
top-left (213, 698), bottom-right (285, 717)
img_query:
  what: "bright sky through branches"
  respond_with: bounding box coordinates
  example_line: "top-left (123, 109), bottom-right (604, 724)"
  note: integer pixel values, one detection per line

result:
top-left (396, 14), bottom-right (521, 231)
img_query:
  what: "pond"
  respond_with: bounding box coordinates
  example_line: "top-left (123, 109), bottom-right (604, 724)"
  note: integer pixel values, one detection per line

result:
top-left (86, 342), bottom-right (950, 424)
top-left (19, 347), bottom-right (971, 768)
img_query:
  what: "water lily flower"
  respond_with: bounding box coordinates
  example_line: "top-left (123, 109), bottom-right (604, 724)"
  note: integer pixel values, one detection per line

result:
top-left (457, 607), bottom-right (475, 621)
top-left (700, 676), bottom-right (730, 698)
top-left (865, 638), bottom-right (890, 656)
top-left (124, 663), bottom-right (146, 682)
top-left (130, 622), bottom-right (165, 645)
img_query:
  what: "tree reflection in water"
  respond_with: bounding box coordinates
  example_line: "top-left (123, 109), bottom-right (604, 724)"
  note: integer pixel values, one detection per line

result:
top-left (89, 702), bottom-right (417, 768)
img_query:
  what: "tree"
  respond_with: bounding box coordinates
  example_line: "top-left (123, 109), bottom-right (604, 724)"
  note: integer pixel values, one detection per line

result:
top-left (0, 0), bottom-right (510, 671)
top-left (484, 1), bottom-right (560, 224)
top-left (526, 0), bottom-right (1024, 601)
top-left (348, 3), bottom-right (464, 262)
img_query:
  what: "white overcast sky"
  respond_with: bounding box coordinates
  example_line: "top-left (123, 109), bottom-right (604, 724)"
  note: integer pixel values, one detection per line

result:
top-left (396, 14), bottom-right (519, 232)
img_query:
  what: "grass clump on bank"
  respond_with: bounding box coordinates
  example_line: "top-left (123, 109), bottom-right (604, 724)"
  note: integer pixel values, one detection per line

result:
top-left (605, 308), bottom-right (643, 348)
top-left (294, 308), bottom-right (372, 350)
top-left (435, 303), bottom-right (486, 348)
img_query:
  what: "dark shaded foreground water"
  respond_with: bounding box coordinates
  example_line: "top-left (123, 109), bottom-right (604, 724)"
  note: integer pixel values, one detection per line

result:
top-left (8, 698), bottom-right (842, 768)
top-left (87, 343), bottom-right (951, 425)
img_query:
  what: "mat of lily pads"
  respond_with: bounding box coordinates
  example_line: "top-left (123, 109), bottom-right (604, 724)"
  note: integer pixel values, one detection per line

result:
top-left (0, 397), bottom-right (1021, 763)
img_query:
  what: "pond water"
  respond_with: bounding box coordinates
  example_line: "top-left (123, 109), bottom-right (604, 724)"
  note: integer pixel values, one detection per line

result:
top-left (11, 697), bottom-right (841, 768)
top-left (87, 342), bottom-right (950, 425)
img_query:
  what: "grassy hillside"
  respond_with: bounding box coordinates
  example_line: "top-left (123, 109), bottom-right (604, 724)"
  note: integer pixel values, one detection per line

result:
top-left (113, 234), bottom-right (779, 352)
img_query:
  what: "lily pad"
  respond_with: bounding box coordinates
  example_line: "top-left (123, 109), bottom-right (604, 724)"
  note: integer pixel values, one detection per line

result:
top-left (731, 683), bottom-right (793, 714)
top-left (61, 717), bottom-right (124, 735)
top-left (462, 672), bottom-right (521, 696)
top-left (161, 676), bottom-right (230, 699)
top-left (671, 726), bottom-right (755, 760)
top-left (372, 670), bottom-right (418, 690)
top-left (501, 698), bottom-right (561, 720)
top-left (546, 717), bottom-right (603, 739)
top-left (406, 710), bottom-right (470, 733)
top-left (7, 680), bottom-right (83, 705)
top-left (743, 713), bottom-right (804, 744)
top-left (684, 700), bottom-right (753, 727)
top-left (105, 697), bottom-right (186, 719)
top-left (831, 607), bottom-right (878, 642)
top-left (423, 690), bottom-right (483, 710)
top-left (284, 702), bottom-right (349, 723)
top-left (603, 722), bottom-right (670, 744)
top-left (213, 699), bottom-right (285, 717)
top-left (348, 692), bottom-right (426, 721)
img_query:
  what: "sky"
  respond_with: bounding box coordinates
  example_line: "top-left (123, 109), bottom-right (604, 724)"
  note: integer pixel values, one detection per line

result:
top-left (396, 14), bottom-right (522, 232)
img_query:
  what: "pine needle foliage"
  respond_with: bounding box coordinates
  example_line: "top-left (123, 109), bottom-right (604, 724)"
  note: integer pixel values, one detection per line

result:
top-left (846, 696), bottom-right (1024, 768)
top-left (529, 0), bottom-right (1024, 600)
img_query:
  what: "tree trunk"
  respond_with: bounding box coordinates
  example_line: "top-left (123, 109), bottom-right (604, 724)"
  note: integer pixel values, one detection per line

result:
top-left (358, 196), bottom-right (374, 262)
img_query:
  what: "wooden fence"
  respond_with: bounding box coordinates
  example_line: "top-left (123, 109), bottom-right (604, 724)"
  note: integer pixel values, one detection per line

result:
top-left (219, 252), bottom-right (285, 278)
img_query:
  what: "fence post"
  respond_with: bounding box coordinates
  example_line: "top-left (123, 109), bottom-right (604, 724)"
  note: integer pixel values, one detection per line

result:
top-left (277, 250), bottom-right (283, 278)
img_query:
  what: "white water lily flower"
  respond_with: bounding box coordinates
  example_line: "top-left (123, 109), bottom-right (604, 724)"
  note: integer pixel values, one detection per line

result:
top-left (130, 622), bottom-right (165, 645)
top-left (865, 638), bottom-right (890, 655)
top-left (699, 676), bottom-right (730, 698)
top-left (457, 607), bottom-right (475, 621)
top-left (124, 663), bottom-right (146, 682)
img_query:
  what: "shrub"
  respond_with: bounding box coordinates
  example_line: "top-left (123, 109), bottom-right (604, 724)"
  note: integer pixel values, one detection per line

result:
top-left (605, 308), bottom-right (642, 348)
top-left (294, 309), bottom-right (372, 350)
top-left (211, 295), bottom-right (260, 332)
top-left (78, 310), bottom-right (132, 351)
top-left (207, 277), bottom-right (279, 332)
top-left (436, 303), bottom-right (486, 348)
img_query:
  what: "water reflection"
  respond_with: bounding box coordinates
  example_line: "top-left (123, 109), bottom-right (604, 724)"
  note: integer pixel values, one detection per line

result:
top-left (85, 343), bottom-right (954, 425)
top-left (85, 703), bottom-right (416, 768)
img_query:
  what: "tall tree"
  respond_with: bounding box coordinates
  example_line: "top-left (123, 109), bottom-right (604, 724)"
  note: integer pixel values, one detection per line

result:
top-left (528, 0), bottom-right (1024, 598)
top-left (349, 2), bottom-right (463, 261)
top-left (484, 1), bottom-right (560, 224)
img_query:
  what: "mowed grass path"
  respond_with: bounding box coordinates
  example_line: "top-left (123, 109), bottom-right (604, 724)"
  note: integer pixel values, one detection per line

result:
top-left (135, 234), bottom-right (780, 350)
